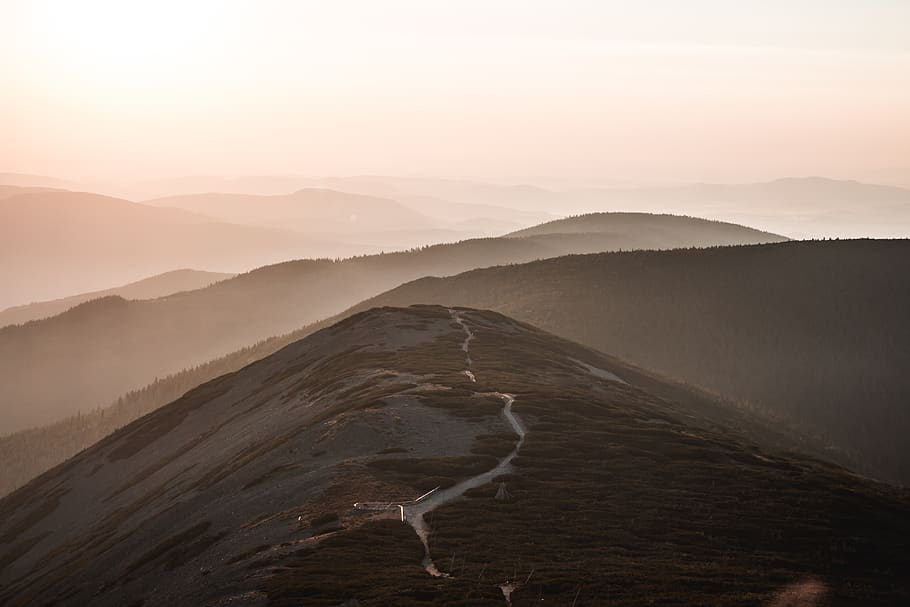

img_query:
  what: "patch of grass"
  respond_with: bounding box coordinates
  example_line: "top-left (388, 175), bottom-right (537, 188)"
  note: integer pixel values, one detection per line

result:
top-left (265, 519), bottom-right (502, 606)
top-left (378, 447), bottom-right (409, 455)
top-left (369, 455), bottom-right (498, 490)
top-left (311, 512), bottom-right (340, 527)
top-left (0, 486), bottom-right (68, 544)
top-left (226, 544), bottom-right (272, 565)
top-left (123, 521), bottom-right (225, 578)
top-left (106, 376), bottom-right (234, 462)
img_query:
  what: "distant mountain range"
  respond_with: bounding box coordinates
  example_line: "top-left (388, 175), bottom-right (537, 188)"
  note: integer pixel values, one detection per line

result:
top-left (144, 189), bottom-right (462, 250)
top-left (4, 172), bottom-right (908, 240)
top-left (133, 174), bottom-right (910, 239)
top-left (146, 188), bottom-right (555, 244)
top-left (0, 213), bottom-right (783, 435)
top-left (1, 306), bottom-right (906, 605)
top-left (0, 269), bottom-right (233, 327)
top-left (0, 189), bottom-right (373, 309)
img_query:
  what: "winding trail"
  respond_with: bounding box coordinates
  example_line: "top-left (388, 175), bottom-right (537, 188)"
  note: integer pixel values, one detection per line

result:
top-left (399, 310), bottom-right (527, 578)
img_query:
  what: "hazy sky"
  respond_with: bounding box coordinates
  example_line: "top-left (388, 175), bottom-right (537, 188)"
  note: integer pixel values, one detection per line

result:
top-left (3, 0), bottom-right (909, 185)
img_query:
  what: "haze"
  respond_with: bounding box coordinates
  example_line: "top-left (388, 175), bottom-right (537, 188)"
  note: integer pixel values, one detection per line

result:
top-left (4, 0), bottom-right (909, 185)
top-left (3, 3), bottom-right (910, 604)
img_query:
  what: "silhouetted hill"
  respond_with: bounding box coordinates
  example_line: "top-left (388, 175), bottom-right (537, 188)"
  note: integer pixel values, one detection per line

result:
top-left (0, 269), bottom-right (234, 327)
top-left (563, 177), bottom-right (910, 239)
top-left (0, 190), bottom-right (371, 308)
top-left (0, 214), bottom-right (782, 434)
top-left (351, 239), bottom-right (910, 484)
top-left (507, 212), bottom-right (786, 247)
top-left (1, 306), bottom-right (906, 606)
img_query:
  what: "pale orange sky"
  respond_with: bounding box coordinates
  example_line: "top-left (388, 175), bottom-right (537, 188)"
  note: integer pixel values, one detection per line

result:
top-left (3, 0), bottom-right (909, 185)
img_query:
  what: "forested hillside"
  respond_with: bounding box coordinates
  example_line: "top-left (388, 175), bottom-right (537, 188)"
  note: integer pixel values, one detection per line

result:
top-left (0, 269), bottom-right (233, 327)
top-left (6, 239), bottom-right (906, 495)
top-left (0, 322), bottom-right (329, 496)
top-left (356, 239), bottom-right (910, 484)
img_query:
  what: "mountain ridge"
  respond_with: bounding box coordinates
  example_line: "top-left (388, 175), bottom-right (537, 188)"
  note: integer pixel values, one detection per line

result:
top-left (1, 305), bottom-right (907, 606)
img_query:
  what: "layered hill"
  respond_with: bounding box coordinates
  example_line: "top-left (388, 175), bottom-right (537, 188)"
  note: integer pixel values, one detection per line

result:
top-left (0, 190), bottom-right (368, 308)
top-left (6, 174), bottom-right (909, 239)
top-left (0, 269), bottom-right (233, 327)
top-left (279, 175), bottom-right (910, 239)
top-left (350, 239), bottom-right (910, 485)
top-left (0, 184), bottom-right (61, 200)
top-left (145, 189), bottom-right (464, 249)
top-left (1, 306), bottom-right (906, 606)
top-left (560, 177), bottom-right (910, 238)
top-left (0, 213), bottom-right (783, 434)
top-left (506, 212), bottom-right (785, 249)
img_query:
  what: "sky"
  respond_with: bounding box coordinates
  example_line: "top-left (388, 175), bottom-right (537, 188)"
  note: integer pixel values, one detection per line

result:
top-left (2, 0), bottom-right (909, 185)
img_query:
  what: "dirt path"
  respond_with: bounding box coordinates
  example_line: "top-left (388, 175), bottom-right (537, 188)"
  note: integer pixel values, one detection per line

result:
top-left (399, 311), bottom-right (526, 578)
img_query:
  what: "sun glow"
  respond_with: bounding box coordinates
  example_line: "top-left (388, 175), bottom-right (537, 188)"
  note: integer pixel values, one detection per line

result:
top-left (3, 0), bottom-right (909, 183)
top-left (21, 0), bottom-right (233, 86)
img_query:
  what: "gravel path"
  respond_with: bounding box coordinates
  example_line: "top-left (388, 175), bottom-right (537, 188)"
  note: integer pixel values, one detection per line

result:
top-left (400, 310), bottom-right (526, 578)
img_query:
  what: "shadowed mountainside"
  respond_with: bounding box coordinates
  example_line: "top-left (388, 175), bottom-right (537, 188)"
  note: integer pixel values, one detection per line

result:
top-left (0, 269), bottom-right (234, 327)
top-left (1, 306), bottom-right (907, 606)
top-left (0, 213), bottom-right (783, 434)
top-left (350, 239), bottom-right (910, 485)
top-left (0, 190), bottom-right (371, 309)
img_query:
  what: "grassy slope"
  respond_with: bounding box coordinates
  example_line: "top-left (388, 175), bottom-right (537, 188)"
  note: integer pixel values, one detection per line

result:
top-left (266, 308), bottom-right (910, 606)
top-left (1, 306), bottom-right (907, 606)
